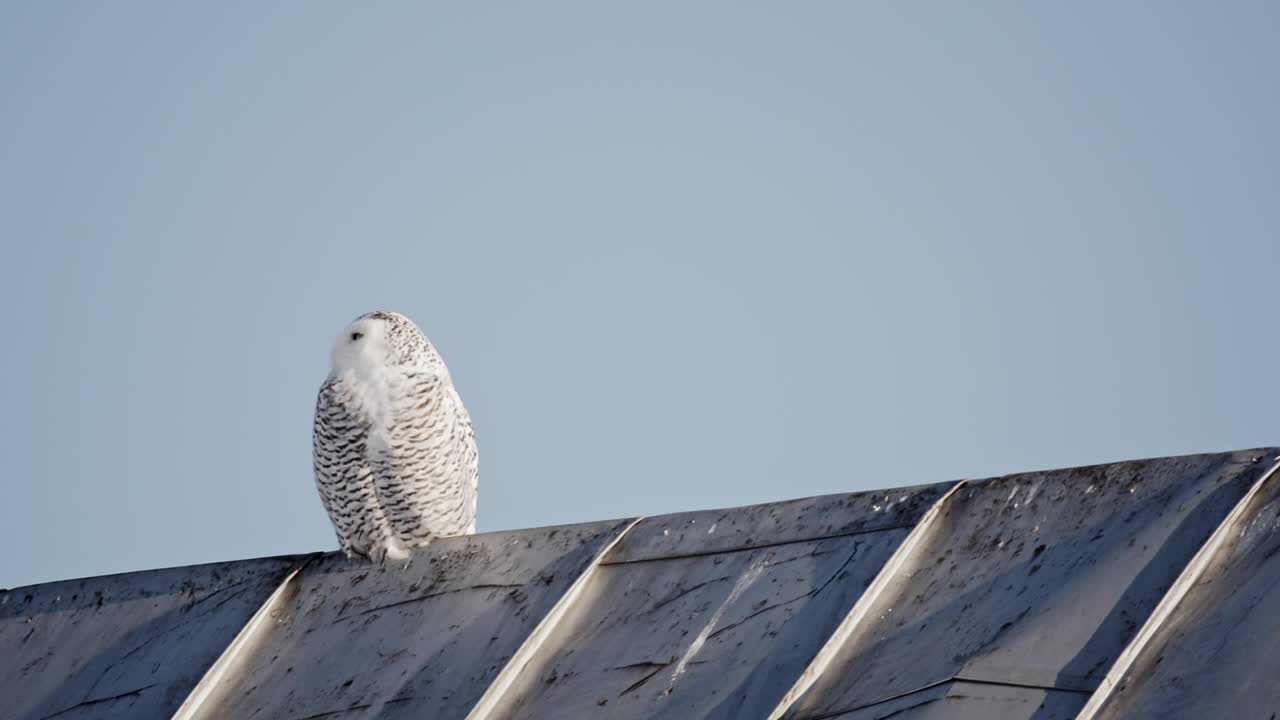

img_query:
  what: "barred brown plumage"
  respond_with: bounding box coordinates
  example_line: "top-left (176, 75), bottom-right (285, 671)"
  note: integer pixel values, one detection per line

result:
top-left (312, 311), bottom-right (478, 563)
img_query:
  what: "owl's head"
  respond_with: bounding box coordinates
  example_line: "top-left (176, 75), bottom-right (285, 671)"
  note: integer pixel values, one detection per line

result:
top-left (330, 311), bottom-right (446, 376)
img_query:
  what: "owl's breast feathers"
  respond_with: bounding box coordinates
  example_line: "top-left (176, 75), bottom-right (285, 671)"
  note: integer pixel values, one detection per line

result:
top-left (372, 369), bottom-right (478, 539)
top-left (314, 366), bottom-right (478, 559)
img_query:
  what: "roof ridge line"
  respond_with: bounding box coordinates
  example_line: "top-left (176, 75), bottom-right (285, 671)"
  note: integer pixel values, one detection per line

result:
top-left (602, 521), bottom-right (922, 566)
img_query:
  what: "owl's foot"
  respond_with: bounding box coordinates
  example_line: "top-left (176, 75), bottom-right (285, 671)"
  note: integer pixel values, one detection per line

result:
top-left (377, 541), bottom-right (412, 569)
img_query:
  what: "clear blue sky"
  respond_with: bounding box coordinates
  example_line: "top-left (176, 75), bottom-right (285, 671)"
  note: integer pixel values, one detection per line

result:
top-left (3, 3), bottom-right (1277, 588)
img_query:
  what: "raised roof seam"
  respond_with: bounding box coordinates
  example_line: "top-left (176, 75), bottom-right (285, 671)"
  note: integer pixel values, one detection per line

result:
top-left (464, 516), bottom-right (646, 720)
top-left (169, 553), bottom-right (322, 720)
top-left (765, 479), bottom-right (969, 720)
top-left (1073, 454), bottom-right (1280, 720)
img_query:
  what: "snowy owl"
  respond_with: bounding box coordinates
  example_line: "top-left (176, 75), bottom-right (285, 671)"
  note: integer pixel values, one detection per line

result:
top-left (312, 311), bottom-right (478, 562)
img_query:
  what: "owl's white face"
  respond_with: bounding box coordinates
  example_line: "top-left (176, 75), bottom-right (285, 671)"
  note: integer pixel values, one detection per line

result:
top-left (330, 316), bottom-right (392, 378)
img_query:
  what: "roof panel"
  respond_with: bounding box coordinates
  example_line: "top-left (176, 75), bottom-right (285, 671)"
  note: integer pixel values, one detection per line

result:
top-left (784, 449), bottom-right (1277, 720)
top-left (1090, 455), bottom-right (1280, 719)
top-left (0, 557), bottom-right (300, 720)
top-left (485, 489), bottom-right (943, 720)
top-left (184, 519), bottom-right (633, 720)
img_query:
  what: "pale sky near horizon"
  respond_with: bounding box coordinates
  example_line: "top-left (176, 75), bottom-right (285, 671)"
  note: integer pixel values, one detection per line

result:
top-left (3, 3), bottom-right (1278, 588)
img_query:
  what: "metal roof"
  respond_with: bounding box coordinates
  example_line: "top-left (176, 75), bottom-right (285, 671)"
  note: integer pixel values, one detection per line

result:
top-left (3, 448), bottom-right (1278, 720)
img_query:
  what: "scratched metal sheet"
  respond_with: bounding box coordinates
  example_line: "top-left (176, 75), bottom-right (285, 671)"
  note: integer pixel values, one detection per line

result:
top-left (487, 485), bottom-right (951, 720)
top-left (187, 519), bottom-right (633, 720)
top-left (819, 681), bottom-right (1086, 720)
top-left (784, 449), bottom-right (1278, 720)
top-left (0, 556), bottom-right (301, 720)
top-left (611, 482), bottom-right (954, 564)
top-left (1091, 455), bottom-right (1280, 719)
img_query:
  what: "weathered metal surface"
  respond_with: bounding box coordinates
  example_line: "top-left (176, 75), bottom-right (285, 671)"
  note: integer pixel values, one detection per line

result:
top-left (485, 484), bottom-right (951, 720)
top-left (817, 681), bottom-right (1087, 720)
top-left (610, 483), bottom-right (954, 564)
top-left (185, 519), bottom-right (633, 720)
top-left (7, 449), bottom-right (1280, 720)
top-left (1089, 454), bottom-right (1280, 719)
top-left (0, 557), bottom-right (301, 720)
top-left (782, 449), bottom-right (1278, 720)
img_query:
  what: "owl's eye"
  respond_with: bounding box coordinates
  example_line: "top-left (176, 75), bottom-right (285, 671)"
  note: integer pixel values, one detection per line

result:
top-left (350, 332), bottom-right (364, 342)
